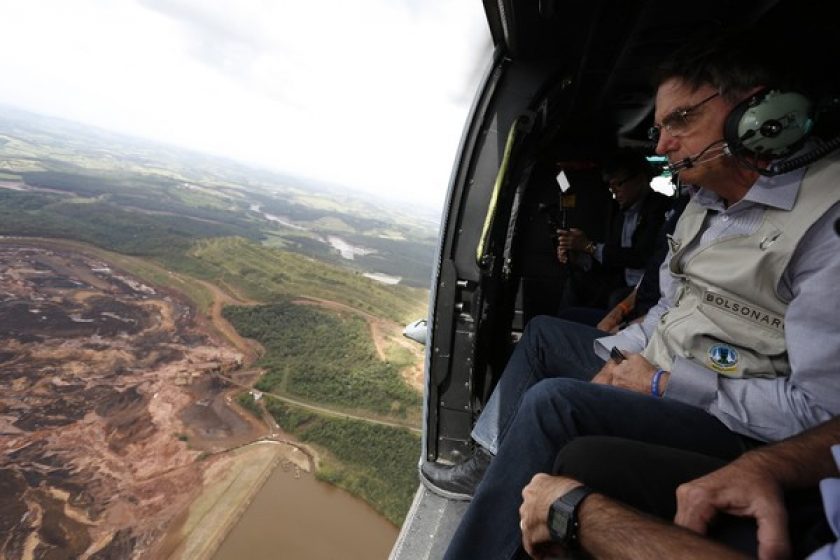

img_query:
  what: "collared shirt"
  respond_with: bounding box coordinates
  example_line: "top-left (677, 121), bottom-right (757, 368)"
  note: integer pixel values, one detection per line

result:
top-left (593, 198), bottom-right (645, 286)
top-left (808, 444), bottom-right (840, 559)
top-left (596, 164), bottom-right (840, 442)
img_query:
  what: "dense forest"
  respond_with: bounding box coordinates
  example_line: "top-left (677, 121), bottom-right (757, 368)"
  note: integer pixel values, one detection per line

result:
top-left (0, 186), bottom-right (261, 258)
top-left (225, 302), bottom-right (421, 421)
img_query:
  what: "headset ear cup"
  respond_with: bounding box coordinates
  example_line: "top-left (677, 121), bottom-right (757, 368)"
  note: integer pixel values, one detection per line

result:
top-left (724, 94), bottom-right (754, 157)
top-left (724, 89), bottom-right (814, 159)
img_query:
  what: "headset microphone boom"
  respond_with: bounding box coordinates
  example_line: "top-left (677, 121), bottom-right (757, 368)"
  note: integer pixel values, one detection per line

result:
top-left (665, 139), bottom-right (729, 175)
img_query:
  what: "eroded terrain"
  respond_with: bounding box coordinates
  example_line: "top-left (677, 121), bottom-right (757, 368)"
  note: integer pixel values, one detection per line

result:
top-left (0, 242), bottom-right (247, 559)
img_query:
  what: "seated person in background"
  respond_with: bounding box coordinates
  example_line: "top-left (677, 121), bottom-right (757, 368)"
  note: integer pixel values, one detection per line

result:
top-left (519, 416), bottom-right (840, 559)
top-left (556, 149), bottom-right (671, 312)
top-left (437, 30), bottom-right (840, 560)
top-left (562, 185), bottom-right (690, 330)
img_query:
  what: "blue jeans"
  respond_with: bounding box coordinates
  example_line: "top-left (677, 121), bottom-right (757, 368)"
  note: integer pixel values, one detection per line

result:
top-left (554, 306), bottom-right (608, 327)
top-left (444, 379), bottom-right (756, 560)
top-left (471, 316), bottom-right (606, 454)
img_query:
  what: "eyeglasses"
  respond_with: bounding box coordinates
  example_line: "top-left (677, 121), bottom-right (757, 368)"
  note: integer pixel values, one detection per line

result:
top-left (606, 174), bottom-right (637, 191)
top-left (648, 92), bottom-right (720, 142)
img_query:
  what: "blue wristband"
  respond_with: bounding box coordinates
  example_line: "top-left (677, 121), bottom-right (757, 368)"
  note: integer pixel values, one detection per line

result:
top-left (651, 368), bottom-right (666, 397)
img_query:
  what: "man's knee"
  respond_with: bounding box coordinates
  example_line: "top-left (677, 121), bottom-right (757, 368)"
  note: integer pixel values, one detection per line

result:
top-left (520, 315), bottom-right (559, 347)
top-left (520, 377), bottom-right (580, 412)
top-left (521, 376), bottom-right (604, 408)
top-left (552, 437), bottom-right (730, 520)
top-left (551, 436), bottom-right (671, 516)
top-left (516, 378), bottom-right (600, 432)
top-left (523, 315), bottom-right (587, 347)
top-left (552, 436), bottom-right (622, 479)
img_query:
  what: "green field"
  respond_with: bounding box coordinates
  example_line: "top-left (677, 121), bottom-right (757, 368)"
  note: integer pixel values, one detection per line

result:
top-left (195, 237), bottom-right (426, 324)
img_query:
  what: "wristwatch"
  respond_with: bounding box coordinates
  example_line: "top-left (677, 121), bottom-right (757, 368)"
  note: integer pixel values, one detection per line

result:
top-left (547, 485), bottom-right (594, 548)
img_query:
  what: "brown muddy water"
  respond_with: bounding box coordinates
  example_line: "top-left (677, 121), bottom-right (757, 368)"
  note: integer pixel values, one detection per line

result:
top-left (212, 465), bottom-right (399, 560)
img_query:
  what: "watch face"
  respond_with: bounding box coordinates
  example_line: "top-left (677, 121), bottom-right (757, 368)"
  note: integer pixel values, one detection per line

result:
top-left (548, 486), bottom-right (592, 545)
top-left (548, 499), bottom-right (572, 542)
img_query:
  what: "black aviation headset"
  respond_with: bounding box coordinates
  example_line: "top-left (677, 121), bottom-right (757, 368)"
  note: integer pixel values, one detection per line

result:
top-left (664, 88), bottom-right (840, 177)
top-left (724, 89), bottom-right (814, 159)
top-left (723, 88), bottom-right (840, 175)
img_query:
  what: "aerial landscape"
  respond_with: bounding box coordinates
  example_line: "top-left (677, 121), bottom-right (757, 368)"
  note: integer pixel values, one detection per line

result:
top-left (0, 104), bottom-right (434, 559)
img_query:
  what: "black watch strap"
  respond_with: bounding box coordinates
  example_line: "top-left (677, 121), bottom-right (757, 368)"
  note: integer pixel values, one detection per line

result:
top-left (548, 485), bottom-right (594, 548)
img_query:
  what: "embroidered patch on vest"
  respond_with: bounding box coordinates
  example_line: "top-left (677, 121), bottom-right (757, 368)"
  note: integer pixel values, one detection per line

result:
top-left (702, 290), bottom-right (785, 332)
top-left (708, 344), bottom-right (739, 373)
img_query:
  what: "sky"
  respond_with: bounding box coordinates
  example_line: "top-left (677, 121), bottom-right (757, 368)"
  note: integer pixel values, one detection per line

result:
top-left (0, 0), bottom-right (491, 210)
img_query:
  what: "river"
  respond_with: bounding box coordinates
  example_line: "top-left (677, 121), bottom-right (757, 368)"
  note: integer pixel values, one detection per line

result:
top-left (212, 463), bottom-right (398, 560)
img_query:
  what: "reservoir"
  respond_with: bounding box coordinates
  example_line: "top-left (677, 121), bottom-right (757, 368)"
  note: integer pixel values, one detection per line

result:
top-left (212, 463), bottom-right (398, 560)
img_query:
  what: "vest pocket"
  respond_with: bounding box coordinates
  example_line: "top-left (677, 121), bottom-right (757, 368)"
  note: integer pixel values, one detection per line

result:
top-left (691, 300), bottom-right (789, 378)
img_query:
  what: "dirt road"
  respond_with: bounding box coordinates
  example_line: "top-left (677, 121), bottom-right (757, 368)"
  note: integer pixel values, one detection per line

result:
top-left (217, 372), bottom-right (420, 433)
top-left (197, 279), bottom-right (263, 365)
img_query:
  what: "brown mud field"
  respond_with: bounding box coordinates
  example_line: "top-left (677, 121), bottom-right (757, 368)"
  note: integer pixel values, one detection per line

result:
top-left (0, 241), bottom-right (260, 559)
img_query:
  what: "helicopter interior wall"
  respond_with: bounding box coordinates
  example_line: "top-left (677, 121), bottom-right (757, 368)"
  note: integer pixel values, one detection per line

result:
top-left (427, 58), bottom-right (575, 463)
top-left (449, 59), bottom-right (571, 283)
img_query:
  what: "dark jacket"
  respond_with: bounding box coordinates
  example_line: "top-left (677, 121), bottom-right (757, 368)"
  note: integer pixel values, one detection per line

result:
top-left (601, 190), bottom-right (672, 272)
top-left (633, 192), bottom-right (691, 317)
top-left (574, 190), bottom-right (672, 309)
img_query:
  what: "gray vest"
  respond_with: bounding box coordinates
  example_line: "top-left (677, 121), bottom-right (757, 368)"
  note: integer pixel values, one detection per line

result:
top-left (642, 155), bottom-right (840, 378)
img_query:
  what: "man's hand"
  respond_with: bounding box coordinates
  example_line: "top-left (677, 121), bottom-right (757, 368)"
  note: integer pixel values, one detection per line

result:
top-left (596, 308), bottom-right (623, 333)
top-left (675, 459), bottom-right (791, 560)
top-left (556, 228), bottom-right (591, 253)
top-left (591, 353), bottom-right (666, 395)
top-left (520, 474), bottom-right (582, 559)
top-left (597, 290), bottom-right (637, 333)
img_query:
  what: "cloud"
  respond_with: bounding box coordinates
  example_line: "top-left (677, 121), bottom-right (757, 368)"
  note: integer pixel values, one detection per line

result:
top-left (0, 0), bottom-right (489, 208)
